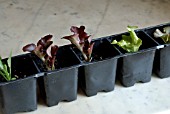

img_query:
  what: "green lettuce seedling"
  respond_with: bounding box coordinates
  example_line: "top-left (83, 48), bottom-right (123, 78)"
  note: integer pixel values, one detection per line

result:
top-left (0, 52), bottom-right (16, 81)
top-left (154, 26), bottom-right (170, 43)
top-left (111, 26), bottom-right (142, 53)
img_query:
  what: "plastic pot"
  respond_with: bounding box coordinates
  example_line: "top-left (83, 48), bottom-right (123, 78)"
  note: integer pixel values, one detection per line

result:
top-left (143, 23), bottom-right (170, 78)
top-left (72, 38), bottom-right (121, 97)
top-left (0, 54), bottom-right (39, 114)
top-left (108, 31), bottom-right (158, 87)
top-left (31, 45), bottom-right (81, 107)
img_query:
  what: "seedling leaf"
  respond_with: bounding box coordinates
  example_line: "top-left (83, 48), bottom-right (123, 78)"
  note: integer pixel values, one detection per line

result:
top-left (23, 35), bottom-right (58, 70)
top-left (0, 52), bottom-right (15, 81)
top-left (0, 57), bottom-right (4, 70)
top-left (7, 51), bottom-right (12, 78)
top-left (62, 26), bottom-right (94, 61)
top-left (154, 27), bottom-right (170, 43)
top-left (111, 26), bottom-right (142, 53)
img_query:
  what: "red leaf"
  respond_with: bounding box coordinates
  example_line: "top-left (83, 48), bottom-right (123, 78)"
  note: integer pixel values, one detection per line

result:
top-left (46, 45), bottom-right (52, 57)
top-left (70, 26), bottom-right (88, 43)
top-left (79, 26), bottom-right (88, 42)
top-left (62, 34), bottom-right (81, 50)
top-left (37, 34), bottom-right (53, 46)
top-left (44, 41), bottom-right (53, 50)
top-left (87, 35), bottom-right (92, 43)
top-left (37, 41), bottom-right (53, 56)
top-left (22, 43), bottom-right (36, 52)
top-left (35, 45), bottom-right (43, 53)
top-left (70, 26), bottom-right (79, 34)
top-left (88, 42), bottom-right (95, 56)
top-left (45, 45), bottom-right (58, 70)
top-left (79, 26), bottom-right (85, 31)
top-left (49, 56), bottom-right (56, 70)
top-left (62, 35), bottom-right (75, 40)
top-left (51, 45), bottom-right (58, 56)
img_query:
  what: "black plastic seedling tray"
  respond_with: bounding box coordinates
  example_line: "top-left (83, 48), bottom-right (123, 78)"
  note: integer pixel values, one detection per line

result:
top-left (1, 23), bottom-right (169, 113)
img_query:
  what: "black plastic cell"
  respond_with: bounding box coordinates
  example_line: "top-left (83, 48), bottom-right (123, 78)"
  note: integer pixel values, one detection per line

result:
top-left (31, 45), bottom-right (81, 107)
top-left (42, 67), bottom-right (78, 106)
top-left (72, 38), bottom-right (121, 97)
top-left (143, 23), bottom-right (170, 78)
top-left (143, 23), bottom-right (170, 46)
top-left (107, 31), bottom-right (158, 87)
top-left (0, 54), bottom-right (38, 114)
top-left (117, 50), bottom-right (155, 87)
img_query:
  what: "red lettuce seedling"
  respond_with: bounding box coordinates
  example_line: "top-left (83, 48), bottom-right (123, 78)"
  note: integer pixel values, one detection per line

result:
top-left (62, 26), bottom-right (94, 62)
top-left (23, 35), bottom-right (58, 70)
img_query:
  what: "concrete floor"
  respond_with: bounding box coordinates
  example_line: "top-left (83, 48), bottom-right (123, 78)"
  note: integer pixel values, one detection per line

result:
top-left (0, 0), bottom-right (170, 114)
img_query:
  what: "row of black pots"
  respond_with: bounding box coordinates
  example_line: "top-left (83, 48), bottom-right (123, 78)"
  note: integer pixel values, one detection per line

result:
top-left (0, 22), bottom-right (170, 114)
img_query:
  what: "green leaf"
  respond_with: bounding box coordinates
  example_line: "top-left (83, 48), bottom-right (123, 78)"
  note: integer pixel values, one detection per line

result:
top-left (154, 27), bottom-right (170, 44)
top-left (3, 64), bottom-right (10, 81)
top-left (164, 27), bottom-right (170, 34)
top-left (111, 26), bottom-right (142, 53)
top-left (127, 26), bottom-right (140, 44)
top-left (111, 40), bottom-right (118, 44)
top-left (0, 57), bottom-right (4, 70)
top-left (11, 77), bottom-right (16, 80)
top-left (0, 52), bottom-right (13, 81)
top-left (7, 51), bottom-right (12, 78)
top-left (127, 25), bottom-right (138, 31)
top-left (0, 70), bottom-right (8, 81)
top-left (3, 64), bottom-right (8, 73)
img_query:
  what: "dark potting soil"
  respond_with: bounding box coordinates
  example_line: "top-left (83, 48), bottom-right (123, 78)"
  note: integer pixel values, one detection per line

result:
top-left (72, 38), bottom-right (120, 63)
top-left (72, 47), bottom-right (103, 62)
top-left (31, 45), bottom-right (81, 72)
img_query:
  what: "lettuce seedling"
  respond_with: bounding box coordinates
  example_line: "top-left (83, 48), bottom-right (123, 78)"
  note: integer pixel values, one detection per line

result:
top-left (112, 26), bottom-right (142, 53)
top-left (62, 26), bottom-right (94, 62)
top-left (154, 26), bottom-right (170, 43)
top-left (0, 52), bottom-right (16, 81)
top-left (23, 35), bottom-right (58, 70)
